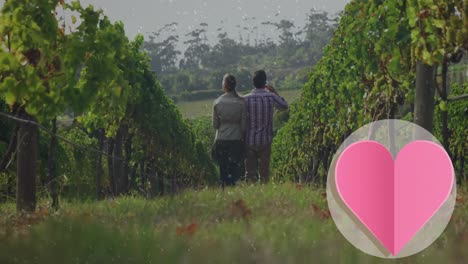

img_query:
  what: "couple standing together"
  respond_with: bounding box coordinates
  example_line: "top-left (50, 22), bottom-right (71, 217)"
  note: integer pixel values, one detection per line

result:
top-left (212, 70), bottom-right (289, 188)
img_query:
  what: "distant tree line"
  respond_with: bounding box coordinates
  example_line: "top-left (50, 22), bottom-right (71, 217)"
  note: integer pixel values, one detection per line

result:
top-left (143, 9), bottom-right (338, 97)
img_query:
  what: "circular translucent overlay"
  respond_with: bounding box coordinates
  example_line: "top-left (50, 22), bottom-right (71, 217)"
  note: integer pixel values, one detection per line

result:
top-left (326, 119), bottom-right (456, 258)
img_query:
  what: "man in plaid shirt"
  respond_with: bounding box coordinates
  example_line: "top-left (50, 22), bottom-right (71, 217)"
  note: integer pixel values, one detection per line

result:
top-left (244, 70), bottom-right (289, 183)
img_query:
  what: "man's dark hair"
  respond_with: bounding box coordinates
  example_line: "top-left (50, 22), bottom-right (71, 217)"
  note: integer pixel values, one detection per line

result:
top-left (253, 70), bottom-right (267, 88)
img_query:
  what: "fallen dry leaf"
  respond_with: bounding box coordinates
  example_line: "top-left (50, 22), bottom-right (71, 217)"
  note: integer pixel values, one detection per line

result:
top-left (177, 222), bottom-right (197, 237)
top-left (230, 199), bottom-right (252, 220)
top-left (311, 204), bottom-right (331, 220)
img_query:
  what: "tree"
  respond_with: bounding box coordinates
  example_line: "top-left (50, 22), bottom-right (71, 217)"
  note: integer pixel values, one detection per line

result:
top-left (272, 0), bottom-right (468, 184)
top-left (203, 32), bottom-right (241, 69)
top-left (0, 0), bottom-right (131, 211)
top-left (276, 20), bottom-right (297, 49)
top-left (180, 24), bottom-right (210, 69)
top-left (406, 1), bottom-right (468, 135)
top-left (144, 22), bottom-right (181, 74)
top-left (303, 9), bottom-right (336, 50)
top-left (0, 0), bottom-right (70, 212)
top-left (172, 71), bottom-right (191, 92)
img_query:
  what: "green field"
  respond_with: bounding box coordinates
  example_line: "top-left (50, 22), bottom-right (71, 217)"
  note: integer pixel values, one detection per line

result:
top-left (176, 89), bottom-right (302, 119)
top-left (0, 184), bottom-right (467, 263)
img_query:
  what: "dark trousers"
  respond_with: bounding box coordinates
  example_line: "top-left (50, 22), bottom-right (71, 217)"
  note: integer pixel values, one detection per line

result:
top-left (244, 144), bottom-right (272, 183)
top-left (212, 140), bottom-right (244, 188)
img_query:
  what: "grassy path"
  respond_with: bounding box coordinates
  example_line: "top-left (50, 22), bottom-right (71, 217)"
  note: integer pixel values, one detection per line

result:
top-left (0, 184), bottom-right (467, 263)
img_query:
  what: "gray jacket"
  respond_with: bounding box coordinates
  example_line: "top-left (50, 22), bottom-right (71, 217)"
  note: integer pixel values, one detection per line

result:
top-left (212, 92), bottom-right (247, 141)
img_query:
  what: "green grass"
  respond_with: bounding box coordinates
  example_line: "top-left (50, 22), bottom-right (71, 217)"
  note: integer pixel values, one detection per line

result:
top-left (0, 183), bottom-right (467, 263)
top-left (176, 89), bottom-right (302, 119)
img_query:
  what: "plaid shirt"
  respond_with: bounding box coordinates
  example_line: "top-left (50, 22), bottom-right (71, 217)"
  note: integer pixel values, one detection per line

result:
top-left (244, 88), bottom-right (289, 145)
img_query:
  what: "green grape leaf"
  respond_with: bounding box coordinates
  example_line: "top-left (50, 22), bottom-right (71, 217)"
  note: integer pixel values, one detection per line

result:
top-left (439, 100), bottom-right (447, 112)
top-left (4, 91), bottom-right (16, 105)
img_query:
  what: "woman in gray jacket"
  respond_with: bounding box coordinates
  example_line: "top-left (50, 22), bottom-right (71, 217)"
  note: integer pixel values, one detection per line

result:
top-left (211, 74), bottom-right (247, 188)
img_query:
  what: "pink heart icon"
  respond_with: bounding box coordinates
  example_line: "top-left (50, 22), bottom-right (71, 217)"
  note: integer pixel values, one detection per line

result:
top-left (335, 140), bottom-right (454, 256)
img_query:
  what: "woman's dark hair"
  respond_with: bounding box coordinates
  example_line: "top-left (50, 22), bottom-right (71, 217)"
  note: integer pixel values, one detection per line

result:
top-left (253, 70), bottom-right (267, 88)
top-left (223, 74), bottom-right (241, 98)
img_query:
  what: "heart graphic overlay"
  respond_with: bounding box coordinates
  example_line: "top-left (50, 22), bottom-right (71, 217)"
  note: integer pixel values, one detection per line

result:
top-left (335, 140), bottom-right (454, 256)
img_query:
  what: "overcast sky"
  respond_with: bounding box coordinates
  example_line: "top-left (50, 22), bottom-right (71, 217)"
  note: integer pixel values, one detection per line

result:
top-left (0, 0), bottom-right (349, 48)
